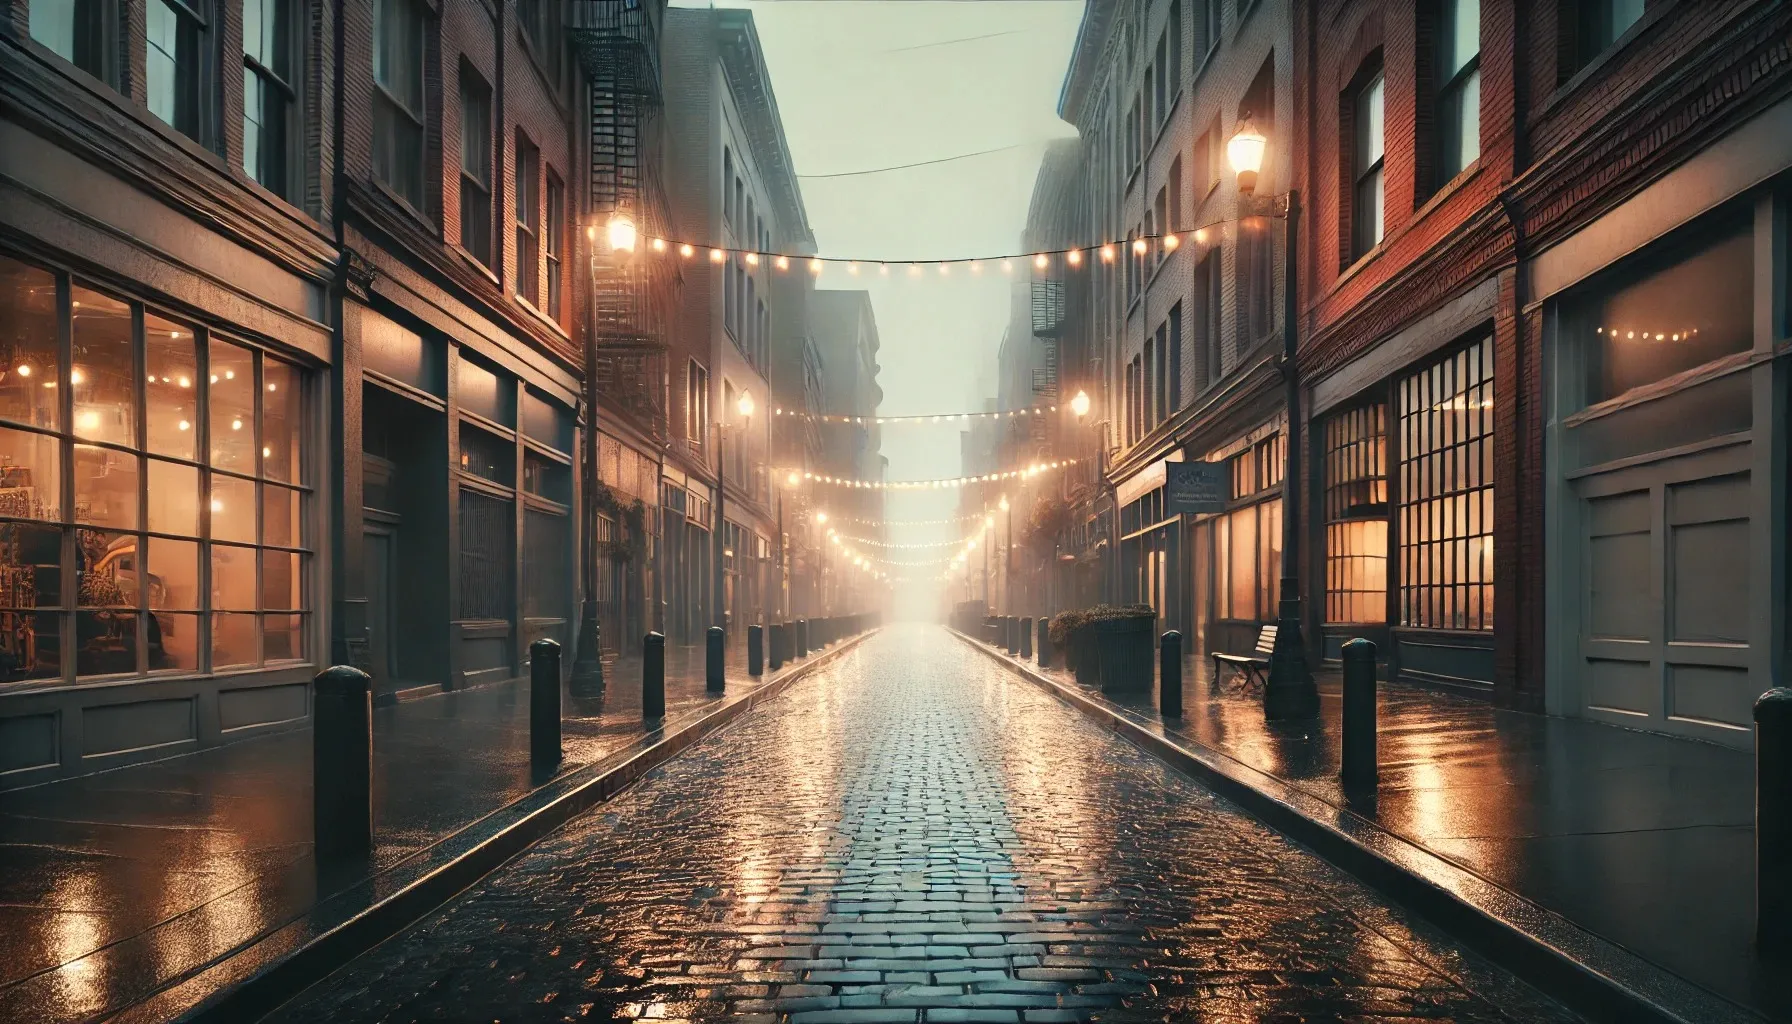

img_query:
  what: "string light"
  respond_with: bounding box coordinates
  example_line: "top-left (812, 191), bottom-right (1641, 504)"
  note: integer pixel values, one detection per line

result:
top-left (634, 225), bottom-right (1226, 272)
top-left (772, 404), bottom-right (1061, 425)
top-left (786, 459), bottom-right (1078, 491)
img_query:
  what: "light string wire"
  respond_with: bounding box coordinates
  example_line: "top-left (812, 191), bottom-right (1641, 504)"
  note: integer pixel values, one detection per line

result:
top-left (832, 534), bottom-right (979, 550)
top-left (791, 458), bottom-right (1077, 491)
top-left (822, 512), bottom-right (989, 527)
top-left (614, 217), bottom-right (1246, 273)
top-left (773, 404), bottom-right (1061, 425)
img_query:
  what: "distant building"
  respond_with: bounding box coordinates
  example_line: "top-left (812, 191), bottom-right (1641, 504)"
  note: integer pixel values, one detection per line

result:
top-left (809, 289), bottom-right (885, 612)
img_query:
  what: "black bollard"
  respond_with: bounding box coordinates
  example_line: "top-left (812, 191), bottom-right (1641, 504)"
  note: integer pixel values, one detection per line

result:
top-left (1160, 630), bottom-right (1183, 718)
top-left (1759, 687), bottom-right (1792, 948)
top-left (529, 639), bottom-right (562, 768)
top-left (769, 622), bottom-right (785, 671)
top-left (1020, 618), bottom-right (1033, 659)
top-left (797, 619), bottom-right (809, 658)
top-left (313, 665), bottom-right (374, 861)
top-left (643, 631), bottom-right (666, 720)
top-left (706, 626), bottom-right (725, 693)
top-left (1341, 638), bottom-right (1379, 789)
top-left (1037, 617), bottom-right (1051, 668)
top-left (748, 624), bottom-right (764, 676)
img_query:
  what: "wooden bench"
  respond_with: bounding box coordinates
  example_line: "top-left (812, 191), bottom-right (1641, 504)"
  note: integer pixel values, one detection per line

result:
top-left (1212, 625), bottom-right (1277, 689)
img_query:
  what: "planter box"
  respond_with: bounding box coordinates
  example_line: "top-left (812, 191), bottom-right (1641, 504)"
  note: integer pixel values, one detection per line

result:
top-left (1070, 628), bottom-right (1100, 687)
top-left (1095, 614), bottom-right (1155, 692)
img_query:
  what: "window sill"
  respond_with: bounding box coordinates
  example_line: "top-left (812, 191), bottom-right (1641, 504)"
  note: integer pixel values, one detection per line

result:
top-left (372, 179), bottom-right (435, 234)
top-left (513, 294), bottom-right (570, 340)
top-left (452, 243), bottom-right (502, 285)
top-left (1412, 161), bottom-right (1482, 220)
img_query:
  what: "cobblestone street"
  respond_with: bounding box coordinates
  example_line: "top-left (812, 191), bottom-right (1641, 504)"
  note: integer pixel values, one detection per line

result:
top-left (269, 625), bottom-right (1580, 1023)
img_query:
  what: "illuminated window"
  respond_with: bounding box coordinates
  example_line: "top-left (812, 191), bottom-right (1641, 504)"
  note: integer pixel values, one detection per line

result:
top-left (0, 255), bottom-right (312, 686)
top-left (1398, 339), bottom-right (1492, 631)
top-left (1323, 403), bottom-right (1388, 624)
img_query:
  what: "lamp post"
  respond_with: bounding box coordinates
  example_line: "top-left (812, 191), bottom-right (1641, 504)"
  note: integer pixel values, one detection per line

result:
top-left (1228, 119), bottom-right (1318, 720)
top-left (999, 494), bottom-right (1011, 616)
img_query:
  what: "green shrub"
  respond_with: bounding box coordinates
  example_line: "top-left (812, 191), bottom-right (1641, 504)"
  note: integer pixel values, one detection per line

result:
top-left (1048, 610), bottom-right (1087, 646)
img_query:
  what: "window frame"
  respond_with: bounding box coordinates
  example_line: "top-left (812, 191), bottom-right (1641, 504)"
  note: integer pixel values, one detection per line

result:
top-left (242, 0), bottom-right (302, 200)
top-left (146, 0), bottom-right (218, 147)
top-left (457, 61), bottom-right (494, 267)
top-left (1322, 401), bottom-right (1390, 625)
top-left (372, 0), bottom-right (428, 212)
top-left (544, 169), bottom-right (564, 319)
top-left (30, 0), bottom-right (118, 84)
top-left (514, 132), bottom-right (540, 305)
top-left (1432, 0), bottom-right (1482, 189)
top-left (1351, 68), bottom-right (1386, 261)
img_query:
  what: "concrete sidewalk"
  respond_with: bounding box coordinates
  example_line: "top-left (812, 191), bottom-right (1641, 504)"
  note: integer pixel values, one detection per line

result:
top-left (970, 631), bottom-right (1784, 1022)
top-left (0, 633), bottom-right (787, 1024)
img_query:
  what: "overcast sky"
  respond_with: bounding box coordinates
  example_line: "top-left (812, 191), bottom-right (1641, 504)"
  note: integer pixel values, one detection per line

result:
top-left (670, 0), bottom-right (1085, 606)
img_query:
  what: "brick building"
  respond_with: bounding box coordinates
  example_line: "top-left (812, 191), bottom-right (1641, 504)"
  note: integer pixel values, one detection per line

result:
top-left (1293, 0), bottom-right (1791, 746)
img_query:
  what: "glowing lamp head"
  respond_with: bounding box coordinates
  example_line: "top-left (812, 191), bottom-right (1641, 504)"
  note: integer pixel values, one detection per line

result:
top-left (816, 511), bottom-right (828, 524)
top-left (786, 471), bottom-right (801, 486)
top-left (605, 213), bottom-right (638, 253)
top-left (998, 495), bottom-right (1010, 511)
top-left (1228, 120), bottom-right (1268, 195)
top-left (736, 390), bottom-right (755, 418)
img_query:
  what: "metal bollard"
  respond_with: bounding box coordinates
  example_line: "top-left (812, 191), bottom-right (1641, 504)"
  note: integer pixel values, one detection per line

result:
top-left (1759, 687), bottom-right (1792, 948)
top-left (313, 665), bottom-right (374, 861)
top-left (797, 619), bottom-right (809, 658)
top-left (643, 631), bottom-right (666, 720)
top-left (1037, 618), bottom-right (1051, 669)
top-left (529, 638), bottom-right (561, 768)
top-left (1341, 638), bottom-right (1378, 789)
top-left (769, 622), bottom-right (785, 671)
top-left (1160, 630), bottom-right (1183, 718)
top-left (748, 624), bottom-right (764, 676)
top-left (706, 626), bottom-right (725, 693)
top-left (1020, 618), bottom-right (1033, 659)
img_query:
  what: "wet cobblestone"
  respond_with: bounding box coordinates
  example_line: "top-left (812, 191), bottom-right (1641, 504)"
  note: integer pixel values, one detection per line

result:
top-left (269, 624), bottom-right (1580, 1023)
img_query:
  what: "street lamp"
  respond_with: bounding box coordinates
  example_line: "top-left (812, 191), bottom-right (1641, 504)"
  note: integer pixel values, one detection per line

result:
top-left (999, 495), bottom-right (1011, 615)
top-left (605, 212), bottom-right (638, 253)
top-left (1229, 118), bottom-right (1317, 721)
top-left (1070, 390), bottom-right (1091, 418)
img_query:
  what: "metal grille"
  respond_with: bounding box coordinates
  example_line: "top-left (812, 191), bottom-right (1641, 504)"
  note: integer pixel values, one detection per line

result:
top-left (458, 489), bottom-right (514, 620)
top-left (523, 507), bottom-right (570, 620)
top-left (1031, 277), bottom-right (1065, 337)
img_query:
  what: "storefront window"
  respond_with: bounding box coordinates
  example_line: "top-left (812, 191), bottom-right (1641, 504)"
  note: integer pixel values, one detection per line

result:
top-left (1323, 403), bottom-right (1389, 624)
top-left (1214, 498), bottom-right (1279, 622)
top-left (1398, 338), bottom-right (1493, 631)
top-left (0, 255), bottom-right (313, 687)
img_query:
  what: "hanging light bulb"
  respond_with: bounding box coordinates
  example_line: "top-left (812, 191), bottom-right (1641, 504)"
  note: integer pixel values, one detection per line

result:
top-left (1163, 233), bottom-right (1180, 251)
top-left (1033, 253), bottom-right (1049, 270)
top-left (605, 213), bottom-right (638, 252)
top-left (651, 237), bottom-right (668, 253)
top-left (776, 255), bottom-right (790, 271)
top-left (848, 262), bottom-right (860, 275)
top-left (1066, 249), bottom-right (1083, 266)
top-left (709, 248), bottom-right (726, 263)
top-left (745, 251), bottom-right (759, 267)
top-left (809, 258), bottom-right (824, 275)
top-left (1100, 244), bottom-right (1115, 262)
top-left (878, 263), bottom-right (890, 276)
top-left (1132, 238), bottom-right (1148, 254)
top-left (680, 243), bottom-right (695, 258)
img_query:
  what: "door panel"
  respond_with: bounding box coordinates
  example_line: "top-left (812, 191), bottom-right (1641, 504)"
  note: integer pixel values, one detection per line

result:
top-left (364, 527), bottom-right (394, 687)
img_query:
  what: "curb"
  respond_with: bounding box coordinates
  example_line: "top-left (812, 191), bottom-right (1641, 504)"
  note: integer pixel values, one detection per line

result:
top-left (140, 631), bottom-right (877, 1024)
top-left (950, 628), bottom-right (1764, 1024)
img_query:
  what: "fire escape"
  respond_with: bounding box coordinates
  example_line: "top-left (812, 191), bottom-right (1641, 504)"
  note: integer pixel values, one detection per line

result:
top-left (1029, 270), bottom-right (1065, 446)
top-left (573, 0), bottom-right (673, 440)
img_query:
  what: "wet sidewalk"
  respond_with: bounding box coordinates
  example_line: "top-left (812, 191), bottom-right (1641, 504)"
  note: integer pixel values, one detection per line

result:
top-left (973, 633), bottom-right (1784, 1021)
top-left (0, 633), bottom-right (786, 1024)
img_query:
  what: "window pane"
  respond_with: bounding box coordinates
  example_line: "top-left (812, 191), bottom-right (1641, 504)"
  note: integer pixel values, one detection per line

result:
top-left (76, 608), bottom-right (138, 677)
top-left (147, 459), bottom-right (199, 536)
top-left (1228, 505), bottom-right (1256, 619)
top-left (71, 287), bottom-right (136, 446)
top-left (209, 340), bottom-right (256, 470)
top-left (0, 426), bottom-right (62, 521)
top-left (32, 0), bottom-right (109, 77)
top-left (210, 474), bottom-right (257, 544)
top-left (145, 536), bottom-right (200, 611)
top-left (212, 611), bottom-right (257, 668)
top-left (77, 528), bottom-right (139, 608)
top-left (262, 358), bottom-right (300, 482)
top-left (0, 610), bottom-right (62, 683)
top-left (151, 610), bottom-right (199, 671)
top-left (1356, 74), bottom-right (1384, 167)
top-left (459, 422), bottom-right (513, 485)
top-left (1441, 0), bottom-right (1479, 77)
top-left (264, 612), bottom-right (304, 660)
top-left (458, 487), bottom-right (513, 620)
top-left (263, 482), bottom-right (301, 548)
top-left (1567, 221), bottom-right (1754, 405)
top-left (1398, 338), bottom-right (1494, 630)
top-left (145, 313), bottom-right (198, 459)
top-left (1, 522), bottom-right (64, 609)
top-left (262, 549), bottom-right (302, 610)
top-left (0, 257), bottom-right (61, 431)
top-left (210, 543), bottom-right (256, 610)
top-left (74, 445), bottom-right (137, 530)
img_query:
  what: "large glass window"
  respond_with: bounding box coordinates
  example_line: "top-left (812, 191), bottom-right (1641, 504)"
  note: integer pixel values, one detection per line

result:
top-left (0, 255), bottom-right (312, 687)
top-left (243, 0), bottom-right (297, 198)
top-left (1398, 338), bottom-right (1493, 631)
top-left (31, 0), bottom-right (112, 82)
top-left (373, 0), bottom-right (426, 210)
top-left (1351, 70), bottom-right (1385, 260)
top-left (1434, 0), bottom-right (1480, 186)
top-left (1323, 403), bottom-right (1389, 624)
top-left (545, 171), bottom-right (564, 320)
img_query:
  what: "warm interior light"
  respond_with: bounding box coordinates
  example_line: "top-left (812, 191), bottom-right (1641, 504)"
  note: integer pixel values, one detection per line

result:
top-left (1228, 120), bottom-right (1268, 194)
top-left (178, 419), bottom-right (191, 431)
top-left (14, 364), bottom-right (30, 378)
top-left (816, 511), bottom-right (828, 523)
top-left (75, 409), bottom-right (100, 431)
top-left (70, 368), bottom-right (85, 385)
top-left (737, 390), bottom-right (755, 418)
top-left (606, 213), bottom-right (638, 252)
top-left (999, 495), bottom-right (1010, 511)
top-left (1071, 390), bottom-right (1091, 417)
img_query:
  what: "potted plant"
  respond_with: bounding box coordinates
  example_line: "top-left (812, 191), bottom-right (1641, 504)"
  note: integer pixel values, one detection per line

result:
top-left (1090, 604), bottom-right (1156, 692)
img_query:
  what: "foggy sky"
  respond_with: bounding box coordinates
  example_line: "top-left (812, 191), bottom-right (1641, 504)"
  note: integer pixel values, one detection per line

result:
top-left (668, 0), bottom-right (1085, 604)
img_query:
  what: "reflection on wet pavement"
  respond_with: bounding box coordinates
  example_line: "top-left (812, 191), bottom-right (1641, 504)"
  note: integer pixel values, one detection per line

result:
top-left (0, 639), bottom-right (765, 1023)
top-left (1018, 643), bottom-right (1777, 1018)
top-left (270, 624), bottom-right (1579, 1023)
